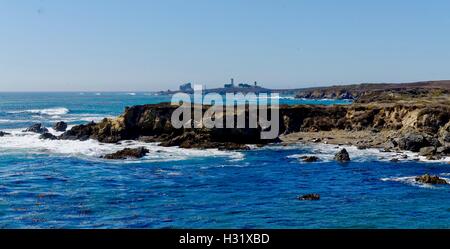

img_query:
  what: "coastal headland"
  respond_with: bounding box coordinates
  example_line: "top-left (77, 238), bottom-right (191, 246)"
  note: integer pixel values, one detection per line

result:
top-left (52, 81), bottom-right (450, 161)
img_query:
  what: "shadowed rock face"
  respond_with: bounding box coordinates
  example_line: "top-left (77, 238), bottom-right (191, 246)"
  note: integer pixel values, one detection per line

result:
top-left (334, 149), bottom-right (351, 162)
top-left (103, 147), bottom-right (149, 160)
top-left (23, 123), bottom-right (48, 134)
top-left (39, 133), bottom-right (57, 140)
top-left (53, 121), bottom-right (68, 132)
top-left (398, 134), bottom-right (430, 152)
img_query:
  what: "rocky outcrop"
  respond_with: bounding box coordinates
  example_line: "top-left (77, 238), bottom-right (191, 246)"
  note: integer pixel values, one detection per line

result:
top-left (39, 133), bottom-right (58, 140)
top-left (103, 147), bottom-right (149, 160)
top-left (398, 133), bottom-right (430, 152)
top-left (23, 123), bottom-right (48, 134)
top-left (59, 90), bottom-right (450, 154)
top-left (298, 194), bottom-right (320, 201)
top-left (415, 174), bottom-right (448, 184)
top-left (294, 81), bottom-right (450, 101)
top-left (53, 121), bottom-right (68, 132)
top-left (334, 148), bottom-right (350, 162)
top-left (60, 103), bottom-right (277, 149)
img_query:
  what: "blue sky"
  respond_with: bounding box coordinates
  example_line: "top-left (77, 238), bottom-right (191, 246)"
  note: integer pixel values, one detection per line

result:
top-left (1, 0), bottom-right (450, 91)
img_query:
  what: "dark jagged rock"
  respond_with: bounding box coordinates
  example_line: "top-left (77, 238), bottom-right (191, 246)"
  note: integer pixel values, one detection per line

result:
top-left (437, 146), bottom-right (450, 156)
top-left (103, 147), bottom-right (149, 160)
top-left (23, 123), bottom-right (48, 134)
top-left (334, 148), bottom-right (350, 162)
top-left (39, 133), bottom-right (58, 140)
top-left (59, 122), bottom-right (96, 141)
top-left (299, 156), bottom-right (319, 162)
top-left (0, 131), bottom-right (10, 137)
top-left (398, 133), bottom-right (429, 152)
top-left (415, 174), bottom-right (448, 184)
top-left (298, 194), bottom-right (320, 201)
top-left (53, 121), bottom-right (68, 132)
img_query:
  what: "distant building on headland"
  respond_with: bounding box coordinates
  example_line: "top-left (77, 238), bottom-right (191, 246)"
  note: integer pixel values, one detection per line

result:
top-left (224, 78), bottom-right (235, 88)
top-left (165, 78), bottom-right (269, 95)
top-left (224, 79), bottom-right (259, 89)
top-left (179, 82), bottom-right (193, 93)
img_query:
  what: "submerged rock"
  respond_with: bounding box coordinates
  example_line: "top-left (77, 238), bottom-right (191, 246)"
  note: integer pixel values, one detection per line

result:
top-left (415, 174), bottom-right (448, 184)
top-left (334, 148), bottom-right (350, 162)
top-left (103, 147), bottom-right (149, 160)
top-left (298, 194), bottom-right (320, 201)
top-left (23, 123), bottom-right (48, 134)
top-left (53, 121), bottom-right (68, 132)
top-left (299, 156), bottom-right (319, 162)
top-left (39, 133), bottom-right (57, 140)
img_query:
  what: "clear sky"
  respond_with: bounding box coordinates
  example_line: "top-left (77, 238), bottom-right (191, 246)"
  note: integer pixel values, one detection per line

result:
top-left (1, 0), bottom-right (450, 91)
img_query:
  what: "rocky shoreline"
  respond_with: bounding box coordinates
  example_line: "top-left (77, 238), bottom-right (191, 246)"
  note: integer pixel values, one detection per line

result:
top-left (10, 83), bottom-right (449, 164)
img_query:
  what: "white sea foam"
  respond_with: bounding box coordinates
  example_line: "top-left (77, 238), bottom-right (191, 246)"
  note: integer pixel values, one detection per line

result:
top-left (0, 128), bottom-right (243, 163)
top-left (380, 175), bottom-right (450, 188)
top-left (63, 114), bottom-right (113, 123)
top-left (8, 107), bottom-right (70, 116)
top-left (0, 113), bottom-right (111, 124)
top-left (0, 119), bottom-right (38, 124)
top-left (283, 143), bottom-right (448, 163)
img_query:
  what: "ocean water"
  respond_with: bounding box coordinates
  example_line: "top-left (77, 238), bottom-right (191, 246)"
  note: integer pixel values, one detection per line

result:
top-left (0, 92), bottom-right (449, 228)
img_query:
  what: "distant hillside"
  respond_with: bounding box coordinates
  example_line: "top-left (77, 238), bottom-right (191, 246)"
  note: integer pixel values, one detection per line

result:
top-left (293, 80), bottom-right (450, 100)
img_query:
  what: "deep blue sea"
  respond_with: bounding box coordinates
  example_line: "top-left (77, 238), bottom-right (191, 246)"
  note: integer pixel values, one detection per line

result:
top-left (0, 92), bottom-right (449, 228)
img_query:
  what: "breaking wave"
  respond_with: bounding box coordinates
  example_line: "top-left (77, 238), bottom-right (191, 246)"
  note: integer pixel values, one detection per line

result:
top-left (282, 143), bottom-right (449, 163)
top-left (0, 128), bottom-right (244, 163)
top-left (8, 107), bottom-right (70, 116)
top-left (380, 175), bottom-right (450, 188)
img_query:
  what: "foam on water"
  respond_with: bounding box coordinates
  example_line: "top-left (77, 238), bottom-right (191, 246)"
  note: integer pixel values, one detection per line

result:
top-left (8, 107), bottom-right (70, 116)
top-left (0, 114), bottom-right (111, 124)
top-left (380, 175), bottom-right (450, 189)
top-left (282, 142), bottom-right (448, 163)
top-left (0, 128), bottom-right (243, 163)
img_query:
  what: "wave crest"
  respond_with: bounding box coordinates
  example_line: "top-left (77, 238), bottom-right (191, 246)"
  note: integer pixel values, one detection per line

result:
top-left (8, 107), bottom-right (70, 116)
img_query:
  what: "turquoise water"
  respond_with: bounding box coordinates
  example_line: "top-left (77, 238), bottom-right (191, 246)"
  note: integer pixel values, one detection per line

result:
top-left (0, 92), bottom-right (449, 228)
